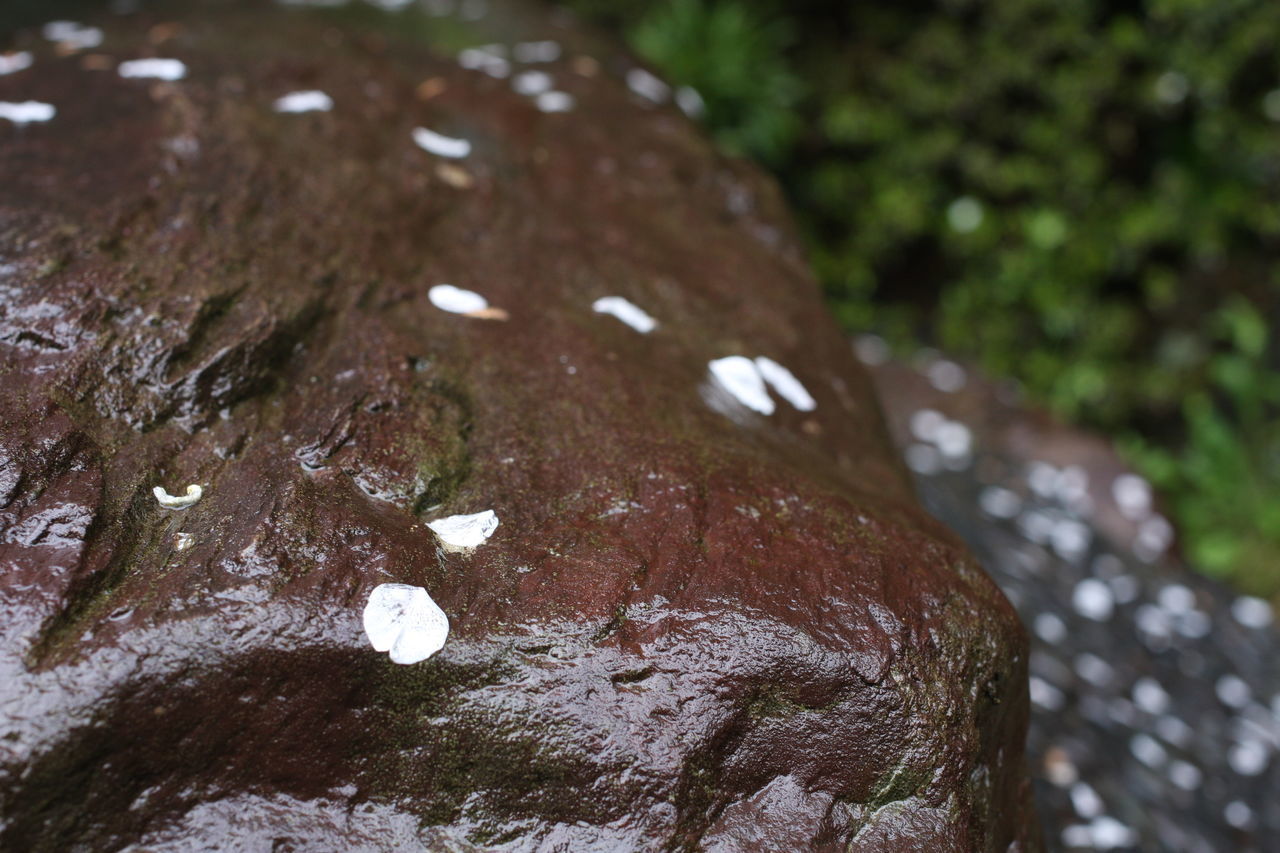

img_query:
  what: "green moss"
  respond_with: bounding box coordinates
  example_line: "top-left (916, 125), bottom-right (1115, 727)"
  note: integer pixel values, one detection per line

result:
top-left (361, 650), bottom-right (624, 839)
top-left (24, 485), bottom-right (173, 670)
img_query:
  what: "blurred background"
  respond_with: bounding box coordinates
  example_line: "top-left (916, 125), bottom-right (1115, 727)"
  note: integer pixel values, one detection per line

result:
top-left (565, 0), bottom-right (1280, 602)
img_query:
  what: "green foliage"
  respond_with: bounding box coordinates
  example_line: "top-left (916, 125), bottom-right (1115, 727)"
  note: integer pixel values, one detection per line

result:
top-left (569, 0), bottom-right (1280, 594)
top-left (1124, 297), bottom-right (1280, 593)
top-left (630, 0), bottom-right (804, 165)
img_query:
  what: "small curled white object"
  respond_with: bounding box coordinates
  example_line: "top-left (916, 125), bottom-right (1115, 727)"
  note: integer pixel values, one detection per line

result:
top-left (153, 484), bottom-right (203, 509)
top-left (754, 357), bottom-right (817, 412)
top-left (536, 91), bottom-right (574, 113)
top-left (0, 101), bottom-right (55, 124)
top-left (427, 509), bottom-right (499, 550)
top-left (675, 86), bottom-right (705, 118)
top-left (592, 296), bottom-right (656, 333)
top-left (707, 356), bottom-right (818, 416)
top-left (42, 22), bottom-right (103, 50)
top-left (0, 52), bottom-right (34, 76)
top-left (363, 583), bottom-right (449, 665)
top-left (118, 58), bottom-right (187, 81)
top-left (273, 90), bottom-right (333, 113)
top-left (708, 356), bottom-right (774, 415)
top-left (458, 46), bottom-right (510, 78)
top-left (412, 127), bottom-right (471, 159)
top-left (429, 284), bottom-right (489, 314)
top-left (512, 70), bottom-right (552, 96)
top-left (626, 68), bottom-right (670, 103)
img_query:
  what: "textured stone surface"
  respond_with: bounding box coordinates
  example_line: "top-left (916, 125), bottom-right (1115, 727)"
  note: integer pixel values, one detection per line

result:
top-left (0, 3), bottom-right (1038, 850)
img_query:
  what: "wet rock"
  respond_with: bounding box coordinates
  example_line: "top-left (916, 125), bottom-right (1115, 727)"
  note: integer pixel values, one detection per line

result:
top-left (0, 3), bottom-right (1038, 850)
top-left (865, 348), bottom-right (1280, 852)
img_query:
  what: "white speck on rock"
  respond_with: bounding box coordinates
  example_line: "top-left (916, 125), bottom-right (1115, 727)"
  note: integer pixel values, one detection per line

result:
top-left (412, 127), bottom-right (471, 158)
top-left (1072, 578), bottom-right (1114, 621)
top-left (174, 532), bottom-right (195, 551)
top-left (512, 70), bottom-right (552, 95)
top-left (119, 58), bottom-right (187, 81)
top-left (1087, 816), bottom-right (1137, 850)
top-left (1029, 676), bottom-right (1064, 711)
top-left (909, 409), bottom-right (945, 443)
top-left (428, 284), bottom-right (488, 314)
top-left (1167, 760), bottom-right (1202, 791)
top-left (535, 91), bottom-right (574, 113)
top-left (925, 359), bottom-right (966, 392)
top-left (1034, 611), bottom-right (1067, 644)
top-left (626, 67), bottom-right (670, 103)
top-left (1027, 461), bottom-right (1059, 499)
top-left (427, 509), bottom-right (499, 550)
top-left (904, 443), bottom-right (942, 476)
top-left (1131, 677), bottom-right (1170, 715)
top-left (273, 90), bottom-right (333, 113)
top-left (42, 21), bottom-right (103, 50)
top-left (1060, 824), bottom-right (1092, 849)
top-left (708, 356), bottom-right (774, 415)
top-left (1155, 714), bottom-right (1192, 747)
top-left (1068, 782), bottom-right (1103, 818)
top-left (978, 486), bottom-right (1021, 519)
top-left (458, 47), bottom-right (510, 78)
top-left (1074, 652), bottom-right (1114, 687)
top-left (0, 52), bottom-right (34, 76)
top-left (1156, 583), bottom-right (1194, 614)
top-left (1129, 732), bottom-right (1167, 768)
top-left (0, 101), bottom-right (56, 124)
top-left (1051, 519), bottom-right (1091, 561)
top-left (363, 583), bottom-right (449, 665)
top-left (592, 296), bottom-right (656, 333)
top-left (1112, 472), bottom-right (1152, 519)
top-left (1018, 509), bottom-right (1056, 545)
top-left (754, 357), bottom-right (816, 412)
top-left (1134, 604), bottom-right (1173, 643)
top-left (1175, 608), bottom-right (1211, 639)
top-left (934, 419), bottom-right (972, 460)
top-left (675, 85), bottom-right (705, 118)
top-left (1224, 800), bottom-right (1254, 829)
top-left (1231, 595), bottom-right (1273, 629)
top-left (154, 484), bottom-right (203, 509)
top-left (1216, 674), bottom-right (1252, 709)
top-left (1136, 512), bottom-right (1172, 558)
top-left (1227, 740), bottom-right (1269, 776)
top-left (853, 334), bottom-right (889, 365)
top-left (1056, 465), bottom-right (1089, 505)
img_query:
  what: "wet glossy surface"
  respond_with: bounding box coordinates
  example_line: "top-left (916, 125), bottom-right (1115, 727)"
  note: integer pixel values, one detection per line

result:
top-left (0, 3), bottom-right (1037, 849)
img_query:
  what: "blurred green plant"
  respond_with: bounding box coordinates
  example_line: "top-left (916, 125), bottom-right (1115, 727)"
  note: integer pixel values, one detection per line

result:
top-left (630, 0), bottom-right (803, 164)
top-left (1124, 298), bottom-right (1280, 594)
top-left (568, 0), bottom-right (1280, 595)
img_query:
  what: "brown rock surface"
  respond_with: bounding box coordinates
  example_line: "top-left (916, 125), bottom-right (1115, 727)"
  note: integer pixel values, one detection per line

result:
top-left (0, 2), bottom-right (1040, 850)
